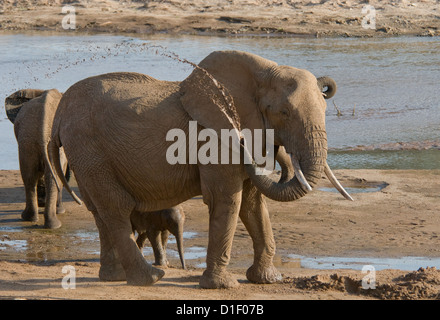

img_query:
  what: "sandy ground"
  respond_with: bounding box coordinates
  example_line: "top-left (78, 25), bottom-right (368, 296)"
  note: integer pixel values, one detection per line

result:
top-left (1, 169), bottom-right (440, 300)
top-left (1, 0), bottom-right (440, 302)
top-left (0, 0), bottom-right (439, 37)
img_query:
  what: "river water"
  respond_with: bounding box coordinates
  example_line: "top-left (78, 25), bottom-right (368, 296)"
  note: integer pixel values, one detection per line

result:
top-left (0, 32), bottom-right (439, 170)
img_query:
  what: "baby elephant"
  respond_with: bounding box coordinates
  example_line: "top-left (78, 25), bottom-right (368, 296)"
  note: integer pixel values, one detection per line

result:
top-left (5, 89), bottom-right (68, 229)
top-left (131, 206), bottom-right (186, 269)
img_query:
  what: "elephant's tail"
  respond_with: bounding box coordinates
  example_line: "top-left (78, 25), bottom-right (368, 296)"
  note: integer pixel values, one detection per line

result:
top-left (45, 140), bottom-right (82, 205)
top-left (40, 90), bottom-right (82, 206)
top-left (41, 100), bottom-right (82, 206)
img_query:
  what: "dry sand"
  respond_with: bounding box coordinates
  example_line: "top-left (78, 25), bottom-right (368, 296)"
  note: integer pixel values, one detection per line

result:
top-left (1, 169), bottom-right (440, 300)
top-left (0, 0), bottom-right (439, 37)
top-left (1, 0), bottom-right (440, 302)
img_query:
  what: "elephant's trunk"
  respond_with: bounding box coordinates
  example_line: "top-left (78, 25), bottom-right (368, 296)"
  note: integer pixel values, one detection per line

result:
top-left (244, 160), bottom-right (321, 202)
top-left (176, 226), bottom-right (186, 269)
top-left (244, 130), bottom-right (353, 202)
top-left (244, 131), bottom-right (326, 202)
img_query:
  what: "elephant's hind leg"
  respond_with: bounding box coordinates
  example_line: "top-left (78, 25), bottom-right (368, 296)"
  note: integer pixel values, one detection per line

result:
top-left (19, 148), bottom-right (41, 223)
top-left (42, 169), bottom-right (62, 229)
top-left (73, 184), bottom-right (126, 280)
top-left (135, 232), bottom-right (149, 249)
top-left (93, 210), bottom-right (126, 281)
top-left (102, 209), bottom-right (165, 286)
top-left (239, 179), bottom-right (282, 284)
top-left (86, 176), bottom-right (164, 286)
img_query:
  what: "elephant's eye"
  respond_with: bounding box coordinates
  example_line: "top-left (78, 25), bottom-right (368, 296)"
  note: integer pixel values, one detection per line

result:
top-left (280, 109), bottom-right (290, 118)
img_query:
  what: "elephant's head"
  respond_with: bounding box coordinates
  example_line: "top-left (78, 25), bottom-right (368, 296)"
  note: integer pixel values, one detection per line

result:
top-left (5, 89), bottom-right (45, 124)
top-left (180, 50), bottom-right (352, 202)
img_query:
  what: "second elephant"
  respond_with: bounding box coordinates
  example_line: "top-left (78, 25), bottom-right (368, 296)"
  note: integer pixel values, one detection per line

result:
top-left (6, 89), bottom-right (68, 229)
top-left (131, 206), bottom-right (185, 269)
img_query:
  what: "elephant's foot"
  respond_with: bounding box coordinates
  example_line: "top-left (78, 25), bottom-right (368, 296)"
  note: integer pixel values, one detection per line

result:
top-left (246, 263), bottom-right (282, 284)
top-left (126, 262), bottom-right (165, 286)
top-left (44, 216), bottom-right (62, 229)
top-left (153, 259), bottom-right (169, 268)
top-left (56, 204), bottom-right (66, 214)
top-left (37, 198), bottom-right (45, 207)
top-left (199, 268), bottom-right (239, 289)
top-left (99, 263), bottom-right (126, 282)
top-left (21, 208), bottom-right (38, 222)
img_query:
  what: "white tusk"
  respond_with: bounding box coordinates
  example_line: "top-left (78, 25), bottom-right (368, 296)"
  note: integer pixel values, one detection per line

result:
top-left (324, 162), bottom-right (354, 201)
top-left (289, 154), bottom-right (313, 192)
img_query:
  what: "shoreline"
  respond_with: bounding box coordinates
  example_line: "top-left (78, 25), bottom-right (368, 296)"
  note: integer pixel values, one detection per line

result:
top-left (1, 0), bottom-right (439, 38)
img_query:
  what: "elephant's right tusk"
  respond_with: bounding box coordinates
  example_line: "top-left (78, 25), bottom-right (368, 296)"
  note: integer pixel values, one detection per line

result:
top-left (324, 162), bottom-right (354, 201)
top-left (289, 154), bottom-right (313, 192)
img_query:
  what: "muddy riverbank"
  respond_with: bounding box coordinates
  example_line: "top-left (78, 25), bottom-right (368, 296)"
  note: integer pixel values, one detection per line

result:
top-left (1, 169), bottom-right (440, 300)
top-left (1, 0), bottom-right (439, 37)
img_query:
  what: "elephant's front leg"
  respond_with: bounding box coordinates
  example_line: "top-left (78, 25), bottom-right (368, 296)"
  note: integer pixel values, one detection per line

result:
top-left (239, 179), bottom-right (282, 284)
top-left (199, 173), bottom-right (242, 289)
top-left (147, 230), bottom-right (169, 267)
top-left (56, 188), bottom-right (66, 214)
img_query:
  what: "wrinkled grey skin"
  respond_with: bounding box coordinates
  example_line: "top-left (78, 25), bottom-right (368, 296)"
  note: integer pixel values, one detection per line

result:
top-left (131, 206), bottom-right (185, 269)
top-left (47, 50), bottom-right (345, 288)
top-left (6, 89), bottom-right (68, 229)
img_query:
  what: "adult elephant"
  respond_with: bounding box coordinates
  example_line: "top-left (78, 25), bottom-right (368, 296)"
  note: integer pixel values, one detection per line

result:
top-left (46, 50), bottom-right (352, 288)
top-left (5, 89), bottom-right (68, 229)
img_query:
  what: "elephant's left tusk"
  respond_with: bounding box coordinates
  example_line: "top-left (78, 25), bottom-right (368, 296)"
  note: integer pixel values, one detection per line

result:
top-left (289, 154), bottom-right (313, 192)
top-left (324, 162), bottom-right (354, 201)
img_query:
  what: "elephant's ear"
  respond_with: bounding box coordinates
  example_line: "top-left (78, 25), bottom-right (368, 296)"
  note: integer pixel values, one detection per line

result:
top-left (180, 51), bottom-right (277, 135)
top-left (5, 89), bottom-right (45, 124)
top-left (317, 76), bottom-right (337, 99)
top-left (179, 63), bottom-right (241, 135)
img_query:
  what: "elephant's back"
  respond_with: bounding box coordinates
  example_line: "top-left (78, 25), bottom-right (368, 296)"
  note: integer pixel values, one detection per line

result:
top-left (66, 72), bottom-right (158, 99)
top-left (54, 72), bottom-right (199, 210)
top-left (60, 72), bottom-right (179, 115)
top-left (13, 95), bottom-right (42, 143)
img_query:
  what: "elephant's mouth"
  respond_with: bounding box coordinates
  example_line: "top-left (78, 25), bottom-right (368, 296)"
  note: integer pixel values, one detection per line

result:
top-left (244, 143), bottom-right (353, 202)
top-left (288, 152), bottom-right (353, 201)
